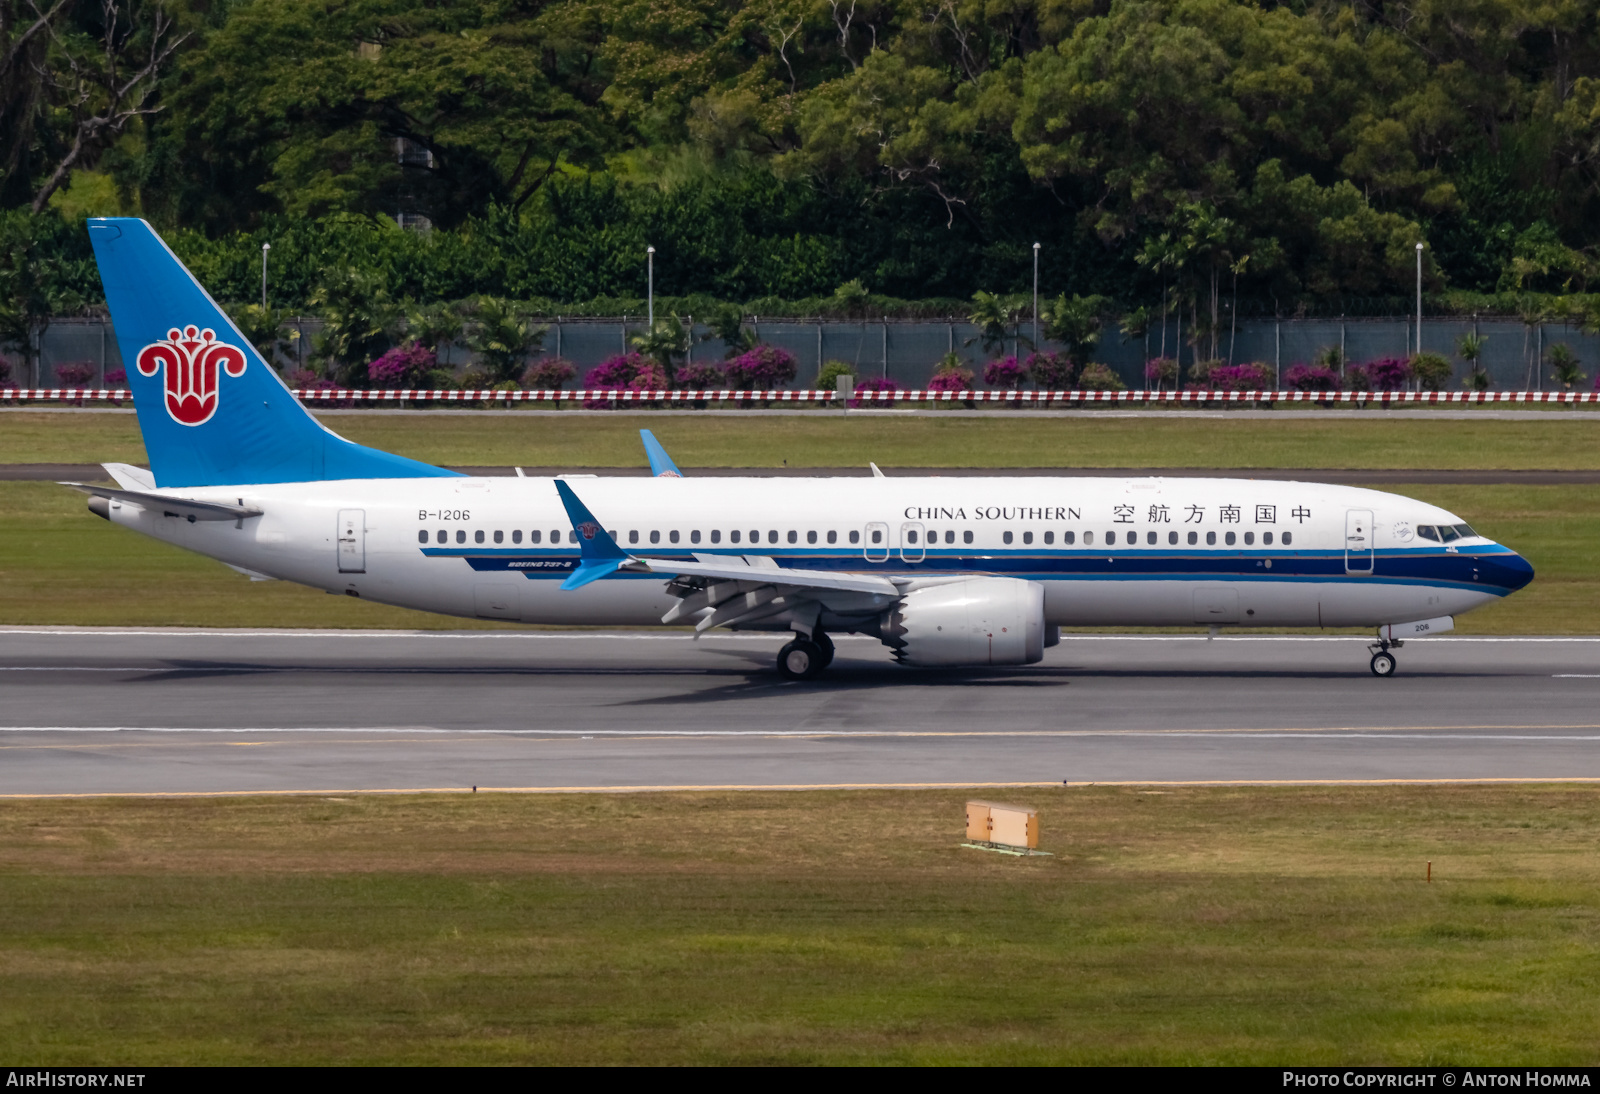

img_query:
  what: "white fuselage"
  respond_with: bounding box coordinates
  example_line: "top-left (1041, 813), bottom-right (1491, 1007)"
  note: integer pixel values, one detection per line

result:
top-left (100, 475), bottom-right (1525, 632)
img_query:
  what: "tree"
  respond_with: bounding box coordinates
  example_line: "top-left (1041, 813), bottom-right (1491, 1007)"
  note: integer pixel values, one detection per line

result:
top-left (1546, 342), bottom-right (1584, 390)
top-left (308, 268), bottom-right (400, 378)
top-left (150, 0), bottom-right (611, 230)
top-left (702, 303), bottom-right (754, 357)
top-left (0, 208), bottom-right (88, 384)
top-left (1042, 293), bottom-right (1106, 372)
top-left (25, 0), bottom-right (190, 213)
top-left (629, 316), bottom-right (689, 385)
top-left (966, 290), bottom-right (1025, 356)
top-left (466, 296), bottom-right (545, 385)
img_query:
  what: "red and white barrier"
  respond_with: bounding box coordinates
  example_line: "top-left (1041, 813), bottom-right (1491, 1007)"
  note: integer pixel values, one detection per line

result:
top-left (3, 387), bottom-right (1600, 405)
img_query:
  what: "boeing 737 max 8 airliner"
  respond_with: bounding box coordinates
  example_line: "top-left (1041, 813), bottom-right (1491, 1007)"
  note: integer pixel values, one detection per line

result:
top-left (68, 218), bottom-right (1534, 679)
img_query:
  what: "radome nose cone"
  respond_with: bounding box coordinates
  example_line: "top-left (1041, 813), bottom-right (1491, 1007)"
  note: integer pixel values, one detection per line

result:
top-left (1498, 551), bottom-right (1535, 592)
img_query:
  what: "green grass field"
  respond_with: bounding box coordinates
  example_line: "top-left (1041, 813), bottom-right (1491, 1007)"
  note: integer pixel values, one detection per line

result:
top-left (2, 479), bottom-right (1594, 632)
top-left (2, 786), bottom-right (1597, 1064)
top-left (4, 409), bottom-right (1600, 469)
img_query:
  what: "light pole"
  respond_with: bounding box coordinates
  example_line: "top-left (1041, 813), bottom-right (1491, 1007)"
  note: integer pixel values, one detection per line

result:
top-left (1032, 242), bottom-right (1040, 352)
top-left (1415, 242), bottom-right (1423, 357)
top-left (647, 246), bottom-right (655, 328)
top-left (261, 242), bottom-right (271, 310)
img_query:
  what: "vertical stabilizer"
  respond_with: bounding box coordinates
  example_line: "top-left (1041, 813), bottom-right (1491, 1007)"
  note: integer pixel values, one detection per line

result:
top-left (87, 217), bottom-right (459, 487)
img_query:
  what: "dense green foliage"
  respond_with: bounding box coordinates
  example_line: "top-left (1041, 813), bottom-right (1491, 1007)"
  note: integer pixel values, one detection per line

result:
top-left (6, 0), bottom-right (1600, 317)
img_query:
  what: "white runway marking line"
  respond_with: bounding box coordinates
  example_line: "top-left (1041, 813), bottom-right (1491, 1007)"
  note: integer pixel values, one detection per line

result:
top-left (3, 725), bottom-right (1599, 741)
top-left (1553, 674), bottom-right (1600, 678)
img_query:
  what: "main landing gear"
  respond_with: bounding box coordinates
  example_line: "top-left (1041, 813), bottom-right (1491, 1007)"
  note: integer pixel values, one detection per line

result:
top-left (1368, 636), bottom-right (1402, 678)
top-left (777, 630), bottom-right (835, 681)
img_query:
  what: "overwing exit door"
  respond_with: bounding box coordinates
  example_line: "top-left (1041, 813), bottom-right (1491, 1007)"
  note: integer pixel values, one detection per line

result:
top-left (337, 509), bottom-right (366, 573)
top-left (1345, 509), bottom-right (1373, 574)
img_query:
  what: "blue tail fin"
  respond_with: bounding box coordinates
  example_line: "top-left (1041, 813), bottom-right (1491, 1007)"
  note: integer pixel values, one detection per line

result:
top-left (87, 217), bottom-right (459, 487)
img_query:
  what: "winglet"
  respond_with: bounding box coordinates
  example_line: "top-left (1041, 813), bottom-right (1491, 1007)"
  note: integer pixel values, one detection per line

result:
top-left (554, 480), bottom-right (631, 590)
top-left (640, 430), bottom-right (683, 478)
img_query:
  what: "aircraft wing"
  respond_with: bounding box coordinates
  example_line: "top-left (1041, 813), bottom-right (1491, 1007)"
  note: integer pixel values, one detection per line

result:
top-left (552, 480), bottom-right (900, 633)
top-left (59, 482), bottom-right (263, 522)
top-left (640, 555), bottom-right (901, 633)
top-left (632, 554), bottom-right (897, 596)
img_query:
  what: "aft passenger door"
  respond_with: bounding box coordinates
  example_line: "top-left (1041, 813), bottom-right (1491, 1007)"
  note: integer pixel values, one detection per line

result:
top-left (337, 509), bottom-right (366, 573)
top-left (1345, 509), bottom-right (1373, 575)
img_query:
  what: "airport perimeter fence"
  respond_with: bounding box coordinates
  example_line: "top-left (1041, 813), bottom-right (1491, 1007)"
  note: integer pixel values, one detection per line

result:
top-left (7, 387), bottom-right (1600, 408)
top-left (9, 314), bottom-right (1600, 394)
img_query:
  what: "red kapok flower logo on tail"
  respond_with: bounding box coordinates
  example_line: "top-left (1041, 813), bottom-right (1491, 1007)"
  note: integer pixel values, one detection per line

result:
top-left (135, 325), bottom-right (247, 426)
top-left (578, 521), bottom-right (600, 541)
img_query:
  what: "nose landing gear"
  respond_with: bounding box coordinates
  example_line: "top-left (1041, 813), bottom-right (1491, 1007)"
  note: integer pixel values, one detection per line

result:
top-left (1368, 635), bottom-right (1402, 677)
top-left (777, 630), bottom-right (835, 680)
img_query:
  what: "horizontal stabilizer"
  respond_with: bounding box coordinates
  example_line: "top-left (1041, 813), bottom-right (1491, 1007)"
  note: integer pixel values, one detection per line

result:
top-left (59, 482), bottom-right (262, 522)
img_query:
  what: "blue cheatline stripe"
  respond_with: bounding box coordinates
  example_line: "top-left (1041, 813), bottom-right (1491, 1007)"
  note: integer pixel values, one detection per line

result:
top-left (418, 546), bottom-right (1524, 594)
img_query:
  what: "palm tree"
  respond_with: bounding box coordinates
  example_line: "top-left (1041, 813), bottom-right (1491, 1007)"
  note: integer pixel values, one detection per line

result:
top-left (1457, 331), bottom-right (1489, 392)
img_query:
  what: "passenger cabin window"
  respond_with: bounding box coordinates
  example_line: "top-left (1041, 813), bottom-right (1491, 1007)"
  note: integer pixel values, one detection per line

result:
top-left (530, 530), bottom-right (542, 544)
top-left (827, 531), bottom-right (837, 544)
top-left (963, 531), bottom-right (973, 544)
top-left (871, 530), bottom-right (882, 544)
top-left (1105, 531), bottom-right (1116, 545)
top-left (1243, 531), bottom-right (1254, 545)
top-left (1225, 531), bottom-right (1236, 546)
top-left (1262, 532), bottom-right (1273, 545)
top-left (1022, 531), bottom-right (1033, 545)
top-left (550, 530), bottom-right (560, 544)
top-left (769, 530), bottom-right (779, 544)
top-left (475, 530), bottom-right (485, 544)
top-left (650, 530), bottom-right (661, 544)
top-left (1083, 531), bottom-right (1094, 545)
top-left (1002, 531), bottom-right (1013, 545)
top-left (512, 530), bottom-right (522, 544)
top-left (1146, 531), bottom-right (1157, 545)
top-left (418, 531), bottom-right (428, 544)
top-left (850, 530), bottom-right (861, 544)
top-left (908, 530), bottom-right (919, 544)
top-left (807, 531), bottom-right (817, 544)
top-left (494, 530), bottom-right (503, 544)
top-left (456, 530), bottom-right (466, 544)
top-left (1168, 531), bottom-right (1178, 545)
top-left (945, 531), bottom-right (955, 544)
top-left (1044, 531), bottom-right (1054, 545)
top-left (731, 530), bottom-right (742, 544)
top-left (1187, 531), bottom-right (1197, 545)
top-left (1282, 532), bottom-right (1292, 546)
top-left (629, 530), bottom-right (639, 544)
top-left (1206, 531), bottom-right (1216, 545)
top-left (711, 530), bottom-right (721, 544)
top-left (1064, 531), bottom-right (1075, 545)
top-left (787, 530), bottom-right (797, 544)
top-left (669, 530), bottom-right (680, 544)
top-left (690, 530), bottom-right (700, 544)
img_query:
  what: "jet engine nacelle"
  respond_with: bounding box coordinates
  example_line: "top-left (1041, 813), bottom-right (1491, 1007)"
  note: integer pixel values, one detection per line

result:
top-left (881, 577), bottom-right (1047, 666)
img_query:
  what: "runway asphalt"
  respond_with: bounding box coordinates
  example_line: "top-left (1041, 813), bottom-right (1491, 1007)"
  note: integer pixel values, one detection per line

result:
top-left (2, 628), bottom-right (1598, 796)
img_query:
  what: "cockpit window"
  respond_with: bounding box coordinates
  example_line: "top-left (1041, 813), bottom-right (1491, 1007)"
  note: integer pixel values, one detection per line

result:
top-left (1454, 523), bottom-right (1476, 539)
top-left (1417, 525), bottom-right (1439, 542)
top-left (1438, 525), bottom-right (1460, 543)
